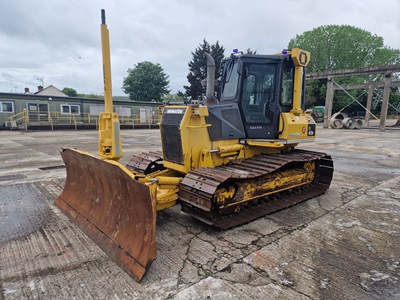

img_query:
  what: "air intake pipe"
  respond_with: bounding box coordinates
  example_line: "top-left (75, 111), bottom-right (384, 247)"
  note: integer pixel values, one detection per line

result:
top-left (204, 53), bottom-right (216, 105)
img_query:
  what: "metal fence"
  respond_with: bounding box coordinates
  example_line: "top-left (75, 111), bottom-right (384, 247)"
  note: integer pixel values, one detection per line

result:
top-left (7, 110), bottom-right (161, 130)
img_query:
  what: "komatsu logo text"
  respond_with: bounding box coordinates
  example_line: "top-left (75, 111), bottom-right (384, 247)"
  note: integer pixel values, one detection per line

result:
top-left (165, 108), bottom-right (185, 114)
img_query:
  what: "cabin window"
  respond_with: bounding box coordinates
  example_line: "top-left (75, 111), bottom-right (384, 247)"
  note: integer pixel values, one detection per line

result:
top-left (222, 60), bottom-right (239, 99)
top-left (241, 63), bottom-right (276, 124)
top-left (281, 66), bottom-right (294, 106)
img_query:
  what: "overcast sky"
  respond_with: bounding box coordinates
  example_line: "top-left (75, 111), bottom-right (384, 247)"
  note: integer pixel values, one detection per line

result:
top-left (0, 0), bottom-right (399, 96)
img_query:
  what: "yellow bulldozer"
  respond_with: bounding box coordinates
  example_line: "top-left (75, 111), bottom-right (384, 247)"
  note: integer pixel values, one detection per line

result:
top-left (56, 10), bottom-right (333, 282)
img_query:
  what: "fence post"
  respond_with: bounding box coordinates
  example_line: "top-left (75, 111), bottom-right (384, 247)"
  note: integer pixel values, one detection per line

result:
top-left (365, 84), bottom-right (373, 126)
top-left (24, 111), bottom-right (28, 131)
top-left (379, 72), bottom-right (392, 131)
top-left (323, 77), bottom-right (334, 128)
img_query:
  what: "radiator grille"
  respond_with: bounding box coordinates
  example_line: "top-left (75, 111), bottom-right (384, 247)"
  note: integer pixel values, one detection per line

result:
top-left (161, 109), bottom-right (185, 164)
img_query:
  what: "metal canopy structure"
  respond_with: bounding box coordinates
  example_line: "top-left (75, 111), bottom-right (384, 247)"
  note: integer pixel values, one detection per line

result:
top-left (331, 81), bottom-right (400, 90)
top-left (306, 65), bottom-right (400, 131)
top-left (307, 65), bottom-right (400, 79)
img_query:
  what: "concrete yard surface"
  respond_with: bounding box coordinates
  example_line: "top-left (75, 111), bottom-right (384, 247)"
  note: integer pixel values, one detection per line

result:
top-left (1, 127), bottom-right (400, 299)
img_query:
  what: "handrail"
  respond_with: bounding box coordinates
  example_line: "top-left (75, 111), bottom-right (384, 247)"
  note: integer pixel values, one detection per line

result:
top-left (7, 111), bottom-right (28, 127)
top-left (8, 110), bottom-right (27, 122)
top-left (6, 110), bottom-right (161, 128)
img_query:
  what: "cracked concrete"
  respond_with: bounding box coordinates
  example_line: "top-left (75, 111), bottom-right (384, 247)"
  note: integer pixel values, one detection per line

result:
top-left (1, 126), bottom-right (400, 299)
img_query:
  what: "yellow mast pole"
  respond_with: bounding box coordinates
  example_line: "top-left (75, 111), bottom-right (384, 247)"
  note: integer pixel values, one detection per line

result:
top-left (101, 9), bottom-right (113, 114)
top-left (290, 48), bottom-right (310, 115)
top-left (98, 9), bottom-right (122, 160)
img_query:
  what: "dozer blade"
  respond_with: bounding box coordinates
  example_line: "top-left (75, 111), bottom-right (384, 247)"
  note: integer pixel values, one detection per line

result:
top-left (55, 148), bottom-right (157, 282)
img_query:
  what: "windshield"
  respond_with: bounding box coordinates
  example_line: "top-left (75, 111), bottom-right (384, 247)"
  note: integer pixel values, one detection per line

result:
top-left (241, 63), bottom-right (276, 124)
top-left (222, 59), bottom-right (239, 99)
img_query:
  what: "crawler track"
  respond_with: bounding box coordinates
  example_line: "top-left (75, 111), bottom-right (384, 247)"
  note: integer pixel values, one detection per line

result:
top-left (179, 150), bottom-right (333, 228)
top-left (126, 151), bottom-right (164, 174)
top-left (127, 150), bottom-right (334, 229)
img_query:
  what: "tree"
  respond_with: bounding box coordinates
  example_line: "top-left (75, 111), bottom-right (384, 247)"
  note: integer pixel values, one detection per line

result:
top-left (62, 87), bottom-right (77, 97)
top-left (287, 25), bottom-right (400, 108)
top-left (246, 48), bottom-right (257, 55)
top-left (162, 92), bottom-right (185, 103)
top-left (176, 90), bottom-right (185, 98)
top-left (288, 25), bottom-right (400, 73)
top-left (122, 61), bottom-right (170, 102)
top-left (184, 39), bottom-right (225, 100)
top-left (77, 93), bottom-right (103, 99)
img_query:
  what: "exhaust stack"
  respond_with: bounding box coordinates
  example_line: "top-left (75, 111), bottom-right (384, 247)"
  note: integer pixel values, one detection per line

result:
top-left (204, 53), bottom-right (216, 105)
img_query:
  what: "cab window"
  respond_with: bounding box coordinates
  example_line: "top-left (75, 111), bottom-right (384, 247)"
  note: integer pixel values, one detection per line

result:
top-left (281, 66), bottom-right (293, 106)
top-left (241, 63), bottom-right (276, 124)
top-left (222, 60), bottom-right (239, 99)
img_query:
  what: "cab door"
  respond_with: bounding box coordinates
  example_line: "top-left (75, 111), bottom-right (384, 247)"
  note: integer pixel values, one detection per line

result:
top-left (240, 62), bottom-right (279, 139)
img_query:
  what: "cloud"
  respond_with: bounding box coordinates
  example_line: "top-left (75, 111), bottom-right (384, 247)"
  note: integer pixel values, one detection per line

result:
top-left (0, 0), bottom-right (399, 95)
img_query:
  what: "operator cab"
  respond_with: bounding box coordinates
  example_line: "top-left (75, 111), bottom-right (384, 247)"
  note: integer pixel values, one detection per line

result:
top-left (206, 52), bottom-right (304, 140)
